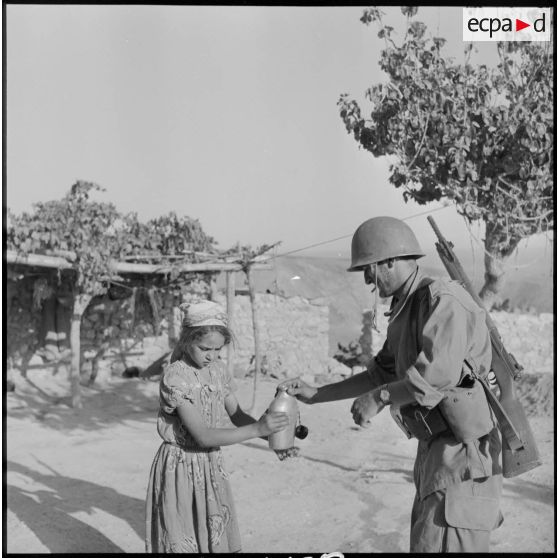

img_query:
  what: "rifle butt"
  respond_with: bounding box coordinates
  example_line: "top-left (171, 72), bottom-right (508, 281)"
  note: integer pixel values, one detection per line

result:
top-left (501, 398), bottom-right (542, 478)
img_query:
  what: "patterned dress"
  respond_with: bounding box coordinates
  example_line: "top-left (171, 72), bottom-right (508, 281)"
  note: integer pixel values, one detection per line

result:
top-left (145, 359), bottom-right (242, 553)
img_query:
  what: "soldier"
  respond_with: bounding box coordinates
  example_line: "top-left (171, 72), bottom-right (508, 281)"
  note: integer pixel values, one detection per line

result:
top-left (281, 216), bottom-right (503, 553)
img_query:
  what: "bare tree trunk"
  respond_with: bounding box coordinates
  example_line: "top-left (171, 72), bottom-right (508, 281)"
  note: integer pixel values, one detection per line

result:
top-left (70, 293), bottom-right (92, 409)
top-left (225, 271), bottom-right (236, 380)
top-left (479, 222), bottom-right (520, 310)
top-left (246, 266), bottom-right (261, 411)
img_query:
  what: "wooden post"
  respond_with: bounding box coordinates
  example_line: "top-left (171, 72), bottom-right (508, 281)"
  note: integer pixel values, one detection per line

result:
top-left (209, 274), bottom-right (219, 301)
top-left (147, 287), bottom-right (160, 336)
top-left (129, 287), bottom-right (137, 335)
top-left (225, 271), bottom-right (236, 379)
top-left (165, 289), bottom-right (178, 347)
top-left (69, 293), bottom-right (92, 409)
top-left (246, 265), bottom-right (261, 411)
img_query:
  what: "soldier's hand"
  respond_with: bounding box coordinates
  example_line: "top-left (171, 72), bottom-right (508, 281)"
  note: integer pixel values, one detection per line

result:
top-left (351, 389), bottom-right (384, 427)
top-left (278, 377), bottom-right (318, 404)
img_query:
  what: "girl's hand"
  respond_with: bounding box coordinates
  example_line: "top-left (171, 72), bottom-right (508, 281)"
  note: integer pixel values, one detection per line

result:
top-left (278, 377), bottom-right (318, 404)
top-left (256, 411), bottom-right (289, 437)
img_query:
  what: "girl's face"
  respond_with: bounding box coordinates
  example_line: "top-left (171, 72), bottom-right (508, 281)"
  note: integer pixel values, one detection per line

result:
top-left (186, 330), bottom-right (226, 369)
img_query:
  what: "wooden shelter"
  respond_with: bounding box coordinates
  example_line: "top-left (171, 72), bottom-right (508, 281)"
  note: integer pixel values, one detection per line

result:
top-left (6, 249), bottom-right (272, 408)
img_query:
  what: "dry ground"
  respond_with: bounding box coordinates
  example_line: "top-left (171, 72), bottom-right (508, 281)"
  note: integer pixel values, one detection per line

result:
top-left (5, 369), bottom-right (555, 554)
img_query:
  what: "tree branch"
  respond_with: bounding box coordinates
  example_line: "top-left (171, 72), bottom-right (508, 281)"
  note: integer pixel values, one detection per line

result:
top-left (406, 112), bottom-right (430, 171)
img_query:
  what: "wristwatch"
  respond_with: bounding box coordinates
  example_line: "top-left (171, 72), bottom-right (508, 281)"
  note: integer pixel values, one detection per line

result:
top-left (379, 384), bottom-right (391, 406)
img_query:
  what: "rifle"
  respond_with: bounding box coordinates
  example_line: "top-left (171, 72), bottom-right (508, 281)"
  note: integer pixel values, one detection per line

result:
top-left (427, 216), bottom-right (541, 478)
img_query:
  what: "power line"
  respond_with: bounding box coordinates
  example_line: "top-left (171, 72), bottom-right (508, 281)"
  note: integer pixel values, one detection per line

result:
top-left (272, 205), bottom-right (450, 259)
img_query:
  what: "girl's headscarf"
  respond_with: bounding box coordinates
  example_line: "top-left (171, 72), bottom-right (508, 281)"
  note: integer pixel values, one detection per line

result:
top-left (179, 300), bottom-right (228, 328)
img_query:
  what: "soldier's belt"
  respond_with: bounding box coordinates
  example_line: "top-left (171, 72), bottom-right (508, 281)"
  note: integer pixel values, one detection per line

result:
top-left (391, 404), bottom-right (449, 441)
top-left (390, 376), bottom-right (495, 443)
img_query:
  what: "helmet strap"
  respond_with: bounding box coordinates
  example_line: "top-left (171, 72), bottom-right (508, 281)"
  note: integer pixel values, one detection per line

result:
top-left (371, 263), bottom-right (381, 333)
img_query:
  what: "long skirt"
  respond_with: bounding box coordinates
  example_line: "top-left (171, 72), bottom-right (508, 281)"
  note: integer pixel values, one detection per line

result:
top-left (145, 442), bottom-right (242, 553)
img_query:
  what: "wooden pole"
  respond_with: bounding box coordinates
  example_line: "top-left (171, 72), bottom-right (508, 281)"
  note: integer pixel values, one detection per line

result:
top-left (225, 271), bottom-right (236, 379)
top-left (246, 265), bottom-right (261, 411)
top-left (166, 289), bottom-right (178, 347)
top-left (147, 287), bottom-right (160, 336)
top-left (209, 273), bottom-right (219, 301)
top-left (129, 287), bottom-right (137, 335)
top-left (6, 250), bottom-right (272, 273)
top-left (69, 292), bottom-right (92, 409)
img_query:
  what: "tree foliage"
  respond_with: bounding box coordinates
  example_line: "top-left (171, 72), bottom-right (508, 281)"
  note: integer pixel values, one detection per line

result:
top-left (7, 181), bottom-right (219, 295)
top-left (338, 7), bottom-right (553, 306)
top-left (8, 181), bottom-right (120, 295)
top-left (115, 212), bottom-right (215, 261)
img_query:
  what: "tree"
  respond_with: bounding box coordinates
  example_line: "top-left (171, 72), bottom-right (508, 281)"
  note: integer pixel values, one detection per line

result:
top-left (7, 181), bottom-right (218, 407)
top-left (8, 181), bottom-right (121, 407)
top-left (338, 7), bottom-right (554, 309)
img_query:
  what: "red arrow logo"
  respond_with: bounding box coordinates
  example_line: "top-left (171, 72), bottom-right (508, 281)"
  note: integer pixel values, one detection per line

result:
top-left (516, 18), bottom-right (530, 31)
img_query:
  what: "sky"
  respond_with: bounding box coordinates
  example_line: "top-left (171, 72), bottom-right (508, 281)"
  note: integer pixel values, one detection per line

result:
top-left (4, 5), bottom-right (553, 263)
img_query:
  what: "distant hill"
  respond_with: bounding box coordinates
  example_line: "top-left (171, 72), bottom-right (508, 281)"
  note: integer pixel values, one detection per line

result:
top-left (224, 247), bottom-right (554, 355)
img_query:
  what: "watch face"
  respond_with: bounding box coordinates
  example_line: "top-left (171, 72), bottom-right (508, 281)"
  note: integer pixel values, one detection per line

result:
top-left (380, 389), bottom-right (390, 404)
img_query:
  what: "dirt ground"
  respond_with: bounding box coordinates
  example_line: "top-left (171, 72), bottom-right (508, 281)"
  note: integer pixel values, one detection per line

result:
top-left (5, 369), bottom-right (555, 554)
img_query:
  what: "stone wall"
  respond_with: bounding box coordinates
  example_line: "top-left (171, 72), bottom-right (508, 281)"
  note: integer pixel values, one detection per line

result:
top-left (88, 292), bottom-right (343, 383)
top-left (110, 292), bottom-right (347, 382)
top-left (213, 293), bottom-right (342, 380)
top-left (7, 275), bottom-right (348, 383)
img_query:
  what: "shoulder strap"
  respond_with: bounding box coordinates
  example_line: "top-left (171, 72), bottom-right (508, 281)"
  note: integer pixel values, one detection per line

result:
top-left (409, 281), bottom-right (433, 351)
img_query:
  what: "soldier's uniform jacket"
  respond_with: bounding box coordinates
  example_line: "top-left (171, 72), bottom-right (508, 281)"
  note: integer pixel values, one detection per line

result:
top-left (367, 268), bottom-right (502, 500)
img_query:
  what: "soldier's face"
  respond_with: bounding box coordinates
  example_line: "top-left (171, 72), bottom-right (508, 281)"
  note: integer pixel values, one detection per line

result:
top-left (363, 261), bottom-right (396, 297)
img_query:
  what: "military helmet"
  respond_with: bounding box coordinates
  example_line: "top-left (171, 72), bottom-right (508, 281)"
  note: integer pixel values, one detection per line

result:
top-left (347, 216), bottom-right (425, 271)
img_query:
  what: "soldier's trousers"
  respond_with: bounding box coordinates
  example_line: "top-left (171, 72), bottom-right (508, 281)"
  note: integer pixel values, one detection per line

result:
top-left (410, 475), bottom-right (503, 553)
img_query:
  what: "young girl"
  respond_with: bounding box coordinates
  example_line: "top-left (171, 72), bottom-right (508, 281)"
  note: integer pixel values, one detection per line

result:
top-left (145, 300), bottom-right (288, 553)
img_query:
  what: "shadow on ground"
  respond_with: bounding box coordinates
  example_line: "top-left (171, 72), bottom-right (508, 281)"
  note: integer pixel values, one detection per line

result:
top-left (503, 477), bottom-right (555, 507)
top-left (7, 460), bottom-right (145, 553)
top-left (7, 377), bottom-right (159, 433)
